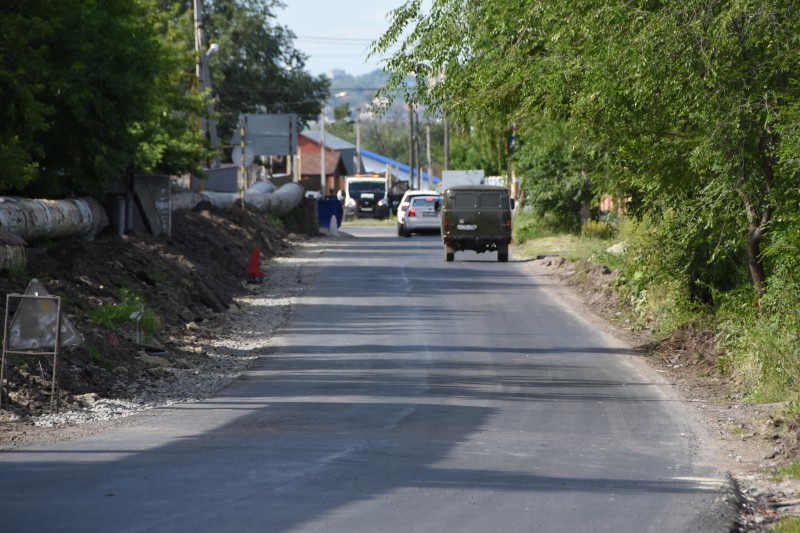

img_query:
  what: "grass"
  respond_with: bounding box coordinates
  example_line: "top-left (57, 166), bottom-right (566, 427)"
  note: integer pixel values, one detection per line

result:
top-left (772, 516), bottom-right (800, 532)
top-left (514, 234), bottom-right (624, 268)
top-left (87, 287), bottom-right (160, 341)
top-left (773, 461), bottom-right (800, 482)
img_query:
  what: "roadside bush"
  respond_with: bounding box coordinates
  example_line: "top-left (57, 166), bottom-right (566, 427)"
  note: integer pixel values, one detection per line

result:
top-left (88, 287), bottom-right (160, 341)
top-left (581, 220), bottom-right (614, 240)
top-left (614, 214), bottom-right (703, 333)
top-left (717, 279), bottom-right (800, 402)
top-left (513, 210), bottom-right (576, 244)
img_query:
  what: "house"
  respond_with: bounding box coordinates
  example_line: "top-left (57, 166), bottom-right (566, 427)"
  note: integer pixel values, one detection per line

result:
top-left (297, 131), bottom-right (440, 196)
top-left (298, 131), bottom-right (361, 196)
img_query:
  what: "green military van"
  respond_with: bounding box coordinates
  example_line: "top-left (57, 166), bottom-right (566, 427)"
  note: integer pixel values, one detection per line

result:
top-left (440, 184), bottom-right (513, 262)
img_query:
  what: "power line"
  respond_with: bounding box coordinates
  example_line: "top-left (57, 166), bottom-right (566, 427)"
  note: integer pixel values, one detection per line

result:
top-left (295, 36), bottom-right (375, 45)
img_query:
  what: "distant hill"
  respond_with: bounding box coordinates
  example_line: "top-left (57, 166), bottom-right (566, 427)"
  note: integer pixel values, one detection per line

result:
top-left (326, 69), bottom-right (408, 120)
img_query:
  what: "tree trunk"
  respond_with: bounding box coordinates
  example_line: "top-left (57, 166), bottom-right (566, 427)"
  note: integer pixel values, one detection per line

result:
top-left (746, 225), bottom-right (766, 303)
top-left (740, 190), bottom-right (770, 305)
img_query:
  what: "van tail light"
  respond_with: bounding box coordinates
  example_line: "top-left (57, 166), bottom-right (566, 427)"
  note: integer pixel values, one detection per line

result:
top-left (504, 218), bottom-right (512, 231)
top-left (408, 208), bottom-right (417, 218)
top-left (444, 219), bottom-right (450, 232)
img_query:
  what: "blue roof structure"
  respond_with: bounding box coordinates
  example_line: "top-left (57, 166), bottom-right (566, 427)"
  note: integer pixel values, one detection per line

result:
top-left (360, 148), bottom-right (440, 187)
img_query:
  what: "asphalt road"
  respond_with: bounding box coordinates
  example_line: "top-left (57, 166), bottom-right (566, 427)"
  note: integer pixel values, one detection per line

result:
top-left (0, 226), bottom-right (734, 532)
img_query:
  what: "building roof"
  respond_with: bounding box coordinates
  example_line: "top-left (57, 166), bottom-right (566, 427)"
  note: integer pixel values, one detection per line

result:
top-left (360, 148), bottom-right (439, 186)
top-left (301, 130), bottom-right (356, 151)
top-left (300, 131), bottom-right (361, 175)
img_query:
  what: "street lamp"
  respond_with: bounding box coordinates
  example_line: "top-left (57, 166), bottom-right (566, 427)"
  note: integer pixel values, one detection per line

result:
top-left (194, 1), bottom-right (219, 165)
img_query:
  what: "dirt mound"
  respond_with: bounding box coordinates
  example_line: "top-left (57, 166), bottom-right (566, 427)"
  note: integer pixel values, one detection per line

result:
top-left (0, 202), bottom-right (302, 419)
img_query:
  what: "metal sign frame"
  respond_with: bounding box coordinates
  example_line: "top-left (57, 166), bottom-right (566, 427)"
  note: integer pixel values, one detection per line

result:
top-left (1, 293), bottom-right (63, 414)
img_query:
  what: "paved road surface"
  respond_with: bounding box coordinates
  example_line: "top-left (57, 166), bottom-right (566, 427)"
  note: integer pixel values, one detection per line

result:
top-left (0, 226), bottom-right (733, 532)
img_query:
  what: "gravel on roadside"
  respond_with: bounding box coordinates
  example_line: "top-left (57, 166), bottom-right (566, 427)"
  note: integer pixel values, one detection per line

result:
top-left (0, 239), bottom-right (326, 448)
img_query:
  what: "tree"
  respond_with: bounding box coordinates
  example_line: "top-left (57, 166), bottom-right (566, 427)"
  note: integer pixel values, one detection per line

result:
top-left (512, 118), bottom-right (599, 232)
top-left (203, 0), bottom-right (330, 143)
top-left (373, 0), bottom-right (800, 304)
top-left (0, 3), bottom-right (51, 191)
top-left (333, 103), bottom-right (351, 122)
top-left (447, 122), bottom-right (506, 177)
top-left (0, 0), bottom-right (203, 197)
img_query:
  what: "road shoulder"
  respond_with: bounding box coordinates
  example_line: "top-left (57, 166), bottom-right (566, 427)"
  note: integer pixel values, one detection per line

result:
top-left (517, 254), bottom-right (800, 531)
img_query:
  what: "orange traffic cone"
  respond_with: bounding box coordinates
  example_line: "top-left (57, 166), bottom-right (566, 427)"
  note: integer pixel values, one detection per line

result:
top-left (246, 246), bottom-right (265, 283)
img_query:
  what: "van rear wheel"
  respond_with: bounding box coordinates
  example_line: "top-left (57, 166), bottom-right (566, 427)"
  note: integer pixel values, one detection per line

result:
top-left (445, 251), bottom-right (454, 262)
top-left (497, 244), bottom-right (509, 262)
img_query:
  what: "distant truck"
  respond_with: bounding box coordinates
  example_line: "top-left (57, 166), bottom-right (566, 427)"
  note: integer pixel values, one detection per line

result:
top-left (343, 175), bottom-right (390, 219)
top-left (440, 170), bottom-right (485, 192)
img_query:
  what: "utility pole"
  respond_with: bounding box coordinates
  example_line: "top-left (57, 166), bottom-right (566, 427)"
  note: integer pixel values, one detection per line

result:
top-left (414, 112), bottom-right (422, 189)
top-left (408, 106), bottom-right (415, 188)
top-left (443, 116), bottom-right (450, 171)
top-left (355, 110), bottom-right (361, 174)
top-left (320, 109), bottom-right (326, 195)
top-left (239, 117), bottom-right (246, 209)
top-left (193, 0), bottom-right (219, 165)
top-left (425, 120), bottom-right (432, 190)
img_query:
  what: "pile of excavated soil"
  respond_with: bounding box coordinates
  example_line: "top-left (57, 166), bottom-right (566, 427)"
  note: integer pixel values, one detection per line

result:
top-left (0, 201), bottom-right (301, 420)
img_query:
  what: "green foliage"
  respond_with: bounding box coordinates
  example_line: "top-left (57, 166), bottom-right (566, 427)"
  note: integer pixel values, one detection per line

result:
top-left (773, 461), bottom-right (800, 483)
top-left (717, 283), bottom-right (800, 402)
top-left (448, 123), bottom-right (507, 177)
top-left (333, 103), bottom-right (351, 122)
top-left (87, 347), bottom-right (111, 370)
top-left (205, 0), bottom-right (330, 141)
top-left (581, 220), bottom-right (613, 241)
top-left (0, 7), bottom-right (51, 191)
top-left (513, 118), bottom-right (605, 233)
top-left (374, 0), bottom-right (800, 295)
top-left (614, 215), bottom-right (709, 333)
top-left (1, 0), bottom-right (330, 195)
top-left (88, 288), bottom-right (160, 339)
top-left (771, 516), bottom-right (800, 533)
top-left (0, 1), bottom-right (205, 196)
top-left (513, 210), bottom-right (573, 243)
top-left (262, 210), bottom-right (285, 232)
top-left (280, 205), bottom-right (317, 235)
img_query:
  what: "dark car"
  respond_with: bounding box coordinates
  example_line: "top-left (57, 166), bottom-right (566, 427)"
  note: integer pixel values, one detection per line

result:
top-left (441, 185), bottom-right (512, 262)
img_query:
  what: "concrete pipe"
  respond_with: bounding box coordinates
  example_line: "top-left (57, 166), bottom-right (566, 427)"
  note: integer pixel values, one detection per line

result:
top-left (0, 197), bottom-right (108, 242)
top-left (172, 182), bottom-right (304, 217)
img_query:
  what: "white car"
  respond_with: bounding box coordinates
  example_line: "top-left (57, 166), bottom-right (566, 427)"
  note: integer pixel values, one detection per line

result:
top-left (397, 190), bottom-right (438, 236)
top-left (402, 194), bottom-right (442, 237)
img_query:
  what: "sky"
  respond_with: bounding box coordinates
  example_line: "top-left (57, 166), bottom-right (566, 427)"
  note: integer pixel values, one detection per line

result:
top-left (277, 0), bottom-right (408, 77)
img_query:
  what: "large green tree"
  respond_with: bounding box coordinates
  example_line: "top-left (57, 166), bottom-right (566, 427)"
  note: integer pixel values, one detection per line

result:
top-left (203, 0), bottom-right (330, 142)
top-left (0, 0), bottom-right (203, 197)
top-left (373, 0), bottom-right (800, 304)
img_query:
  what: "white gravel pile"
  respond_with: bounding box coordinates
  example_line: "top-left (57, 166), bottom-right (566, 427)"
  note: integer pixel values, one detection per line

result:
top-left (33, 240), bottom-right (324, 428)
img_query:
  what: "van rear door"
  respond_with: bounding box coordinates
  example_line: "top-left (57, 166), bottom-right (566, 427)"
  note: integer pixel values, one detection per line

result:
top-left (447, 190), bottom-right (509, 236)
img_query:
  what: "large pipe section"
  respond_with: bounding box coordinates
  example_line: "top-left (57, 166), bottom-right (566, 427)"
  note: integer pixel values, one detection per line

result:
top-left (0, 197), bottom-right (108, 242)
top-left (0, 182), bottom-right (304, 271)
top-left (172, 181), bottom-right (304, 216)
top-left (0, 197), bottom-right (108, 271)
